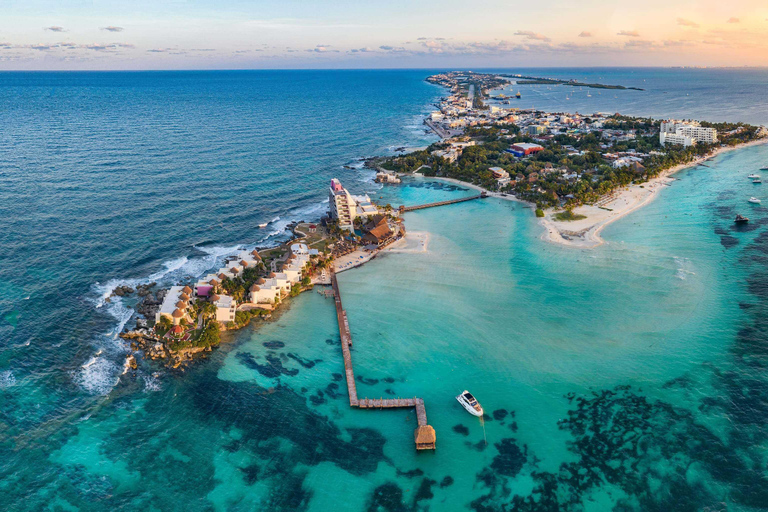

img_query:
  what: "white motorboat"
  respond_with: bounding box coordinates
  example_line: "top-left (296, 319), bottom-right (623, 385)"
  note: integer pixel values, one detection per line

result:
top-left (258, 223), bottom-right (268, 228)
top-left (753, 179), bottom-right (763, 184)
top-left (749, 197), bottom-right (761, 204)
top-left (748, 174), bottom-right (760, 179)
top-left (456, 390), bottom-right (483, 417)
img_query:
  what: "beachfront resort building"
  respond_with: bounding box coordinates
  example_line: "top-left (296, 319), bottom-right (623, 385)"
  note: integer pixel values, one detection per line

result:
top-left (329, 178), bottom-right (358, 231)
top-left (156, 285), bottom-right (193, 325)
top-left (329, 179), bottom-right (379, 231)
top-left (194, 249), bottom-right (262, 297)
top-left (660, 120), bottom-right (718, 146)
top-left (249, 245), bottom-right (313, 304)
top-left (489, 167), bottom-right (510, 187)
top-left (213, 294), bottom-right (236, 323)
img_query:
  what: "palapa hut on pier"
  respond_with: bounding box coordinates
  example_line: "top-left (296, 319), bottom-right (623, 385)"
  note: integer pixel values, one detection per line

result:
top-left (414, 426), bottom-right (437, 450)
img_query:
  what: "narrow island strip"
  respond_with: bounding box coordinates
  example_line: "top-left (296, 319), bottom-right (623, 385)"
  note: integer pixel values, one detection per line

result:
top-left (371, 70), bottom-right (768, 248)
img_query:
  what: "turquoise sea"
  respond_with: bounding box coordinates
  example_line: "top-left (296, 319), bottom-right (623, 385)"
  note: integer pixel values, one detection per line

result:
top-left (2, 69), bottom-right (768, 511)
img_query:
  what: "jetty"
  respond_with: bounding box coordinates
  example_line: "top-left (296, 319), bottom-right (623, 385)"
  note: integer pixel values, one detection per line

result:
top-left (330, 270), bottom-right (436, 450)
top-left (400, 192), bottom-right (485, 213)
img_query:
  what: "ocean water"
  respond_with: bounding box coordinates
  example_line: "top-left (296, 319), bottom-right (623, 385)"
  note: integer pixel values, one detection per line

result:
top-left (2, 69), bottom-right (768, 511)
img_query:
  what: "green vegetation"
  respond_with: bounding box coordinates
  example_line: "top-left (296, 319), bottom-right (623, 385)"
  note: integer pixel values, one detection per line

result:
top-left (380, 116), bottom-right (764, 210)
top-left (553, 210), bottom-right (587, 221)
top-left (510, 75), bottom-right (643, 91)
top-left (535, 208), bottom-right (545, 218)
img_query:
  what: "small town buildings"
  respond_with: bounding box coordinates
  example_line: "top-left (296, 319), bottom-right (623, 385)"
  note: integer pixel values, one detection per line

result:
top-left (376, 171), bottom-right (401, 184)
top-left (508, 143), bottom-right (544, 157)
top-left (489, 167), bottom-right (510, 186)
top-left (526, 125), bottom-right (547, 135)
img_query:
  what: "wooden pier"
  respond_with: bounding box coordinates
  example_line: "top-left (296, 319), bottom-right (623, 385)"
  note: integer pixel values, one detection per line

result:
top-left (330, 270), bottom-right (436, 450)
top-left (400, 192), bottom-right (485, 213)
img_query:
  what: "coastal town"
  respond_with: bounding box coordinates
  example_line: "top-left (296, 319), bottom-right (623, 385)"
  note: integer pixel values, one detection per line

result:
top-left (117, 70), bottom-right (768, 369)
top-left (378, 71), bottom-right (768, 245)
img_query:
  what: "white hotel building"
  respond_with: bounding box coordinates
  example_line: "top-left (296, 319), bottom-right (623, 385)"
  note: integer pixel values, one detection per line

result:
top-left (329, 178), bottom-right (357, 231)
top-left (328, 178), bottom-right (377, 231)
top-left (660, 120), bottom-right (718, 147)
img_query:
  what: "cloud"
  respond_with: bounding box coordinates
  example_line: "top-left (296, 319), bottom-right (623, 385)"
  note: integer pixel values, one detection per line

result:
top-left (727, 17), bottom-right (740, 23)
top-left (29, 44), bottom-right (53, 50)
top-left (624, 39), bottom-right (655, 48)
top-left (676, 18), bottom-right (699, 28)
top-left (306, 46), bottom-right (338, 53)
top-left (101, 26), bottom-right (124, 32)
top-left (663, 39), bottom-right (692, 46)
top-left (379, 45), bottom-right (406, 53)
top-left (617, 30), bottom-right (640, 37)
top-left (578, 31), bottom-right (592, 37)
top-left (514, 30), bottom-right (551, 42)
top-left (349, 47), bottom-right (374, 53)
top-left (44, 26), bottom-right (65, 32)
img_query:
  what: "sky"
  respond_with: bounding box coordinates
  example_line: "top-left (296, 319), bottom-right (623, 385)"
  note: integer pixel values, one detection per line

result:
top-left (1, 0), bottom-right (767, 70)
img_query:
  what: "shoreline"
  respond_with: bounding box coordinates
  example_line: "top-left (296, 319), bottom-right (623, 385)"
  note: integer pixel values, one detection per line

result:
top-left (541, 137), bottom-right (768, 249)
top-left (405, 138), bottom-right (767, 250)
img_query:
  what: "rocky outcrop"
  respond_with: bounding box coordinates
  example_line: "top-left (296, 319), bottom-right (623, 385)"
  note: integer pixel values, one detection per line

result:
top-left (111, 285), bottom-right (134, 297)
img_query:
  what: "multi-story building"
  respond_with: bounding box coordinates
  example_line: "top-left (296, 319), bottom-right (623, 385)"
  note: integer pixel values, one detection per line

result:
top-left (660, 120), bottom-right (718, 146)
top-left (660, 132), bottom-right (696, 147)
top-left (329, 178), bottom-right (357, 231)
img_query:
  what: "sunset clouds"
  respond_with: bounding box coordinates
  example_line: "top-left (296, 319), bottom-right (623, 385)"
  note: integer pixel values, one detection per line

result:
top-left (1, 0), bottom-right (766, 69)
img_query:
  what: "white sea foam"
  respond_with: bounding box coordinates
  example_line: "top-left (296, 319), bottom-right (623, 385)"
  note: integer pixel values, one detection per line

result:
top-left (142, 373), bottom-right (162, 392)
top-left (73, 356), bottom-right (120, 395)
top-left (82, 196), bottom-right (332, 394)
top-left (0, 370), bottom-right (16, 388)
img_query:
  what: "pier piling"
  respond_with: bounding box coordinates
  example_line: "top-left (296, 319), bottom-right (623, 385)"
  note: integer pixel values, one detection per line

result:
top-left (330, 269), bottom-right (435, 450)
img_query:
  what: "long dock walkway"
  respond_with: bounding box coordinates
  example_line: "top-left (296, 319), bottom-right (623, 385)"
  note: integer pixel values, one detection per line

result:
top-left (401, 193), bottom-right (485, 212)
top-left (330, 270), bottom-right (436, 450)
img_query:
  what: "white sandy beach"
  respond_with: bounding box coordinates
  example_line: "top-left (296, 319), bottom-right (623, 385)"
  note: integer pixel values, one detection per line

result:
top-left (422, 138), bottom-right (768, 249)
top-left (541, 138), bottom-right (768, 248)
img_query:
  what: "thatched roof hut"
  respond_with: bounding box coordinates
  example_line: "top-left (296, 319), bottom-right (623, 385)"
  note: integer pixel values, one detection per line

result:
top-left (240, 260), bottom-right (249, 267)
top-left (179, 293), bottom-right (190, 301)
top-left (182, 285), bottom-right (193, 294)
top-left (172, 308), bottom-right (185, 318)
top-left (209, 278), bottom-right (219, 286)
top-left (175, 300), bottom-right (187, 309)
top-left (210, 293), bottom-right (221, 302)
top-left (414, 426), bottom-right (436, 450)
top-left (257, 278), bottom-right (266, 285)
top-left (250, 284), bottom-right (260, 292)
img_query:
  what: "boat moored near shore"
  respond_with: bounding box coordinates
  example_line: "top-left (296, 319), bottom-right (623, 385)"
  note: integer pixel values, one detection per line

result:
top-left (456, 390), bottom-right (484, 417)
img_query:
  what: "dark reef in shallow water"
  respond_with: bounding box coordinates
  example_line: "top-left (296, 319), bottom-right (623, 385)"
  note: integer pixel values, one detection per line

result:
top-left (452, 424), bottom-right (469, 436)
top-left (236, 352), bottom-right (299, 378)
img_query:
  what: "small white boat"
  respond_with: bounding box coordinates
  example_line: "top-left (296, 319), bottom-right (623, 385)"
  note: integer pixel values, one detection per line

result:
top-left (748, 174), bottom-right (760, 179)
top-left (258, 223), bottom-right (268, 228)
top-left (749, 197), bottom-right (761, 204)
top-left (753, 179), bottom-right (763, 184)
top-left (456, 390), bottom-right (483, 417)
